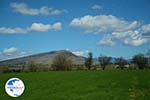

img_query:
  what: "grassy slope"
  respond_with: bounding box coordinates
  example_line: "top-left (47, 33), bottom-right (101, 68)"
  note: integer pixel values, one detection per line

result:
top-left (0, 70), bottom-right (150, 100)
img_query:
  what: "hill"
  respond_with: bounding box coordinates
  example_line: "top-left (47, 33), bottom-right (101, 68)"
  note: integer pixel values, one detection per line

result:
top-left (0, 50), bottom-right (86, 67)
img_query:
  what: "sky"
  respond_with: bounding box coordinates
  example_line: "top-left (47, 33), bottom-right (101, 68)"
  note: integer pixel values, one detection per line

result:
top-left (0, 0), bottom-right (150, 61)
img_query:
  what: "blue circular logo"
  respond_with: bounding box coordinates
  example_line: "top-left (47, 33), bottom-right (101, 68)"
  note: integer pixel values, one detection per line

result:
top-left (5, 78), bottom-right (25, 97)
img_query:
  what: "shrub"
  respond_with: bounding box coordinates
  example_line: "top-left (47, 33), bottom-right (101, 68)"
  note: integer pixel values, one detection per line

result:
top-left (28, 62), bottom-right (50, 72)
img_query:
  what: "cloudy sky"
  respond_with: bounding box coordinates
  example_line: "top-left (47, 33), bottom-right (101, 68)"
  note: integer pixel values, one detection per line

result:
top-left (0, 0), bottom-right (150, 60)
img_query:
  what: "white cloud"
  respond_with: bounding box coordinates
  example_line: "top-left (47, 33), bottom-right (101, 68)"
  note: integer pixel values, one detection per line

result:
top-left (140, 24), bottom-right (150, 36)
top-left (72, 50), bottom-right (89, 56)
top-left (3, 47), bottom-right (18, 56)
top-left (65, 49), bottom-right (89, 56)
top-left (28, 22), bottom-right (62, 32)
top-left (10, 2), bottom-right (67, 16)
top-left (100, 29), bottom-right (149, 46)
top-left (92, 5), bottom-right (103, 10)
top-left (99, 34), bottom-right (115, 46)
top-left (50, 22), bottom-right (62, 31)
top-left (0, 22), bottom-right (62, 34)
top-left (0, 47), bottom-right (37, 61)
top-left (71, 14), bottom-right (150, 46)
top-left (72, 51), bottom-right (84, 56)
top-left (70, 15), bottom-right (140, 34)
top-left (142, 24), bottom-right (150, 32)
top-left (0, 27), bottom-right (27, 34)
top-left (124, 38), bottom-right (147, 46)
top-left (49, 9), bottom-right (67, 15)
top-left (112, 30), bottom-right (141, 40)
top-left (40, 6), bottom-right (50, 15)
top-left (10, 2), bottom-right (39, 15)
top-left (28, 23), bottom-right (51, 32)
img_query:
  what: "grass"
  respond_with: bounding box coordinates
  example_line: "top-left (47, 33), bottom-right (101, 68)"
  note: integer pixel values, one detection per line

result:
top-left (0, 70), bottom-right (150, 100)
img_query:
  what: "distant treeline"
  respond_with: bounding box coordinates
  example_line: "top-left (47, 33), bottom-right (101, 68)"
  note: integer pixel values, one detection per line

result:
top-left (0, 52), bottom-right (150, 73)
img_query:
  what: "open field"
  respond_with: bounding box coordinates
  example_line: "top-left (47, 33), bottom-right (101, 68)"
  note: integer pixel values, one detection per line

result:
top-left (0, 70), bottom-right (150, 100)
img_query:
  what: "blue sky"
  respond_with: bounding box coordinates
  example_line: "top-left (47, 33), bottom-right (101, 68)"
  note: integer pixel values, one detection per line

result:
top-left (0, 0), bottom-right (150, 60)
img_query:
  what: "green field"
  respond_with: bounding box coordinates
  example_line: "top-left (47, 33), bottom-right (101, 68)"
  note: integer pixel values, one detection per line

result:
top-left (0, 70), bottom-right (150, 100)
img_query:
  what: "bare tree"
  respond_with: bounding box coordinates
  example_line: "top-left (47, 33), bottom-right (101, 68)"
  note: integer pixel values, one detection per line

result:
top-left (85, 52), bottom-right (93, 70)
top-left (52, 54), bottom-right (73, 71)
top-left (98, 56), bottom-right (111, 70)
top-left (132, 54), bottom-right (148, 69)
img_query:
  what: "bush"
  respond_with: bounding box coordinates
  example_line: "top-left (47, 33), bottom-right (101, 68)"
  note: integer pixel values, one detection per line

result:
top-left (28, 62), bottom-right (50, 72)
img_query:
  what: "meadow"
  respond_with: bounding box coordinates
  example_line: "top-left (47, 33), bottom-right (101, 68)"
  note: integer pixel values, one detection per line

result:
top-left (0, 70), bottom-right (150, 100)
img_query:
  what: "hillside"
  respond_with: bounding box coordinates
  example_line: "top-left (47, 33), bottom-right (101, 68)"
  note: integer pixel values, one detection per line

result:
top-left (0, 50), bottom-right (86, 67)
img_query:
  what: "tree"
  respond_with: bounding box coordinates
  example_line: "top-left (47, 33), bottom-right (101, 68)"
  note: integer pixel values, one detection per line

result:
top-left (85, 52), bottom-right (93, 70)
top-left (116, 57), bottom-right (127, 69)
top-left (98, 56), bottom-right (111, 70)
top-left (132, 54), bottom-right (148, 69)
top-left (51, 54), bottom-right (73, 71)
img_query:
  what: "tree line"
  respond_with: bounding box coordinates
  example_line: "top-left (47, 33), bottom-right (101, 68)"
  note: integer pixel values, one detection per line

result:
top-left (85, 52), bottom-right (149, 70)
top-left (0, 51), bottom-right (150, 73)
top-left (47, 51), bottom-right (149, 71)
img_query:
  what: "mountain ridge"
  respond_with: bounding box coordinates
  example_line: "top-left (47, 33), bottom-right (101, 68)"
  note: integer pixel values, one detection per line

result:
top-left (0, 50), bottom-right (86, 67)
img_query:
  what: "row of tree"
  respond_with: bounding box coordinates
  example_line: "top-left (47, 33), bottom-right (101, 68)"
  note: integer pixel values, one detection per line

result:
top-left (85, 52), bottom-right (149, 70)
top-left (1, 52), bottom-right (149, 73)
top-left (50, 52), bottom-right (149, 71)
